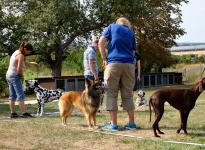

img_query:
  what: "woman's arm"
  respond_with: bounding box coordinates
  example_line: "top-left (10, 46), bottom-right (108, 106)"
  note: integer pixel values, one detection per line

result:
top-left (25, 61), bottom-right (38, 67)
top-left (98, 36), bottom-right (107, 69)
top-left (88, 59), bottom-right (99, 81)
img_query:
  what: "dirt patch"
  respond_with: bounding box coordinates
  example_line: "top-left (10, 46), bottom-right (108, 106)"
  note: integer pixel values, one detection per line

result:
top-left (73, 138), bottom-right (131, 150)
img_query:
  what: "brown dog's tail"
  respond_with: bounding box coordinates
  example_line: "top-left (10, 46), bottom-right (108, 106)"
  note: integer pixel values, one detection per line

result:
top-left (149, 97), bottom-right (152, 122)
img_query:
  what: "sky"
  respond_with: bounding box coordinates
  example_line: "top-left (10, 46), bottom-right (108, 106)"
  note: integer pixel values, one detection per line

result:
top-left (176, 0), bottom-right (205, 43)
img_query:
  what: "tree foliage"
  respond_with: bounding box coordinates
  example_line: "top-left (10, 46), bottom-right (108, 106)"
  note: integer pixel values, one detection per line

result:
top-left (0, 2), bottom-right (28, 56)
top-left (0, 59), bottom-right (8, 95)
top-left (0, 0), bottom-right (188, 75)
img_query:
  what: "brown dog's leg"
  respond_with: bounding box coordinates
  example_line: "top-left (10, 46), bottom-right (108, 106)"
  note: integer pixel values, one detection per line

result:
top-left (92, 112), bottom-right (96, 126)
top-left (152, 102), bottom-right (165, 137)
top-left (177, 111), bottom-right (190, 134)
top-left (85, 113), bottom-right (92, 128)
top-left (177, 111), bottom-right (183, 133)
top-left (60, 104), bottom-right (73, 126)
top-left (61, 115), bottom-right (67, 126)
top-left (88, 114), bottom-right (93, 127)
top-left (157, 126), bottom-right (164, 135)
top-left (61, 110), bottom-right (71, 126)
top-left (182, 112), bottom-right (190, 134)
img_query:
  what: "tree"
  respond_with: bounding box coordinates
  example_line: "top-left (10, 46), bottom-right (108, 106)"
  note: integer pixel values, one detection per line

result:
top-left (111, 0), bottom-right (187, 72)
top-left (1, 0), bottom-right (109, 76)
top-left (0, 2), bottom-right (28, 56)
top-left (0, 0), bottom-right (188, 75)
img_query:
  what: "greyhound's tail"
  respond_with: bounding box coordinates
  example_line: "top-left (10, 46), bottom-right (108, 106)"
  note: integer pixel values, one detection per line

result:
top-left (149, 97), bottom-right (152, 123)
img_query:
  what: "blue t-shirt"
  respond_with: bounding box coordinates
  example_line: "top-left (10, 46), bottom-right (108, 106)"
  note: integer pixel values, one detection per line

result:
top-left (83, 45), bottom-right (98, 76)
top-left (102, 23), bottom-right (137, 64)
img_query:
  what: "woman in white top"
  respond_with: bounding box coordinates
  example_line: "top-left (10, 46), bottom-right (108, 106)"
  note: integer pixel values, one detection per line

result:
top-left (6, 42), bottom-right (37, 118)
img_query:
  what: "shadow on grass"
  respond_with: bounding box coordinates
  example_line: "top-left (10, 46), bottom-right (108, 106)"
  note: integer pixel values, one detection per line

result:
top-left (145, 125), bottom-right (205, 137)
top-left (0, 103), bottom-right (60, 116)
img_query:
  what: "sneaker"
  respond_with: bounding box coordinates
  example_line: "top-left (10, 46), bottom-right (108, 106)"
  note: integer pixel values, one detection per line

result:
top-left (10, 112), bottom-right (19, 118)
top-left (101, 124), bottom-right (119, 131)
top-left (124, 123), bottom-right (137, 130)
top-left (20, 112), bottom-right (33, 118)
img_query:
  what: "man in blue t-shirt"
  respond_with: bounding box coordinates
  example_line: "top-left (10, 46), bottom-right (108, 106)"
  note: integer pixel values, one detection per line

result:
top-left (83, 39), bottom-right (99, 81)
top-left (99, 17), bottom-right (138, 131)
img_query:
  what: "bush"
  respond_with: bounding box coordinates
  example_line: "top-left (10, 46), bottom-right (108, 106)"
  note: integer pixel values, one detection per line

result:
top-left (0, 59), bottom-right (8, 96)
top-left (173, 54), bottom-right (204, 64)
top-left (62, 49), bottom-right (84, 75)
top-left (62, 49), bottom-right (103, 75)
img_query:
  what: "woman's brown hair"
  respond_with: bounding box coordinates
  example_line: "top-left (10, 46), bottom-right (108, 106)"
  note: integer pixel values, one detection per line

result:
top-left (19, 42), bottom-right (33, 55)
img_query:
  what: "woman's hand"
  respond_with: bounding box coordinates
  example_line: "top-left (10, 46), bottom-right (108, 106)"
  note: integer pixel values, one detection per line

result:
top-left (26, 61), bottom-right (39, 67)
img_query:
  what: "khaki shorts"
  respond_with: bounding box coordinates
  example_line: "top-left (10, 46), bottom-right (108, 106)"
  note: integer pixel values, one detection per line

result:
top-left (104, 63), bottom-right (135, 111)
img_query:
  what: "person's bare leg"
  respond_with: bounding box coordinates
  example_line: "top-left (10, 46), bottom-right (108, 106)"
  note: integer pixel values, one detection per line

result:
top-left (18, 100), bottom-right (26, 113)
top-left (9, 100), bottom-right (16, 113)
top-left (109, 110), bottom-right (117, 125)
top-left (127, 109), bottom-right (135, 123)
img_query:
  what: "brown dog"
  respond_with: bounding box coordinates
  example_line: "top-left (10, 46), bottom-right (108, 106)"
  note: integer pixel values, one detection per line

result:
top-left (58, 78), bottom-right (104, 127)
top-left (149, 77), bottom-right (205, 137)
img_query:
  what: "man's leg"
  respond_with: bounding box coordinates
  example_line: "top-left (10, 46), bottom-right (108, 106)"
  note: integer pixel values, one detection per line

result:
top-left (127, 109), bottom-right (135, 124)
top-left (109, 110), bottom-right (117, 125)
top-left (121, 63), bottom-right (136, 129)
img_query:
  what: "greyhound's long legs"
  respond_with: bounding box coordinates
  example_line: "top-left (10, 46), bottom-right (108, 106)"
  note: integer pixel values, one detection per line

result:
top-left (177, 111), bottom-right (190, 134)
top-left (152, 102), bottom-right (165, 137)
top-left (177, 111), bottom-right (183, 133)
top-left (182, 112), bottom-right (190, 134)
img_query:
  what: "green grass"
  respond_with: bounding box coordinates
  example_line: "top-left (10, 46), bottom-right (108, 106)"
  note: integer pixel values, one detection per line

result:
top-left (1, 85), bottom-right (205, 149)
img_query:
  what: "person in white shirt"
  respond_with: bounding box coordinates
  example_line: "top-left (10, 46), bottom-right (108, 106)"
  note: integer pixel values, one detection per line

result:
top-left (6, 42), bottom-right (38, 118)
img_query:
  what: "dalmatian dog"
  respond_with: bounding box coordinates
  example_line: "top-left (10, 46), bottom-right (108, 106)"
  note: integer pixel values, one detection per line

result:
top-left (135, 90), bottom-right (148, 107)
top-left (26, 80), bottom-right (64, 116)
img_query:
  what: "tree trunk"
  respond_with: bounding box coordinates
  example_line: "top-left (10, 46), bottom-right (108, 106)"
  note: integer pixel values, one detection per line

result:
top-left (50, 47), bottom-right (63, 77)
top-left (51, 62), bottom-right (62, 77)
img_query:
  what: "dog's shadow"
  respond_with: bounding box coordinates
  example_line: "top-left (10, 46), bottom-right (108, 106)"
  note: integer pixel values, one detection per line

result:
top-left (151, 125), bottom-right (205, 137)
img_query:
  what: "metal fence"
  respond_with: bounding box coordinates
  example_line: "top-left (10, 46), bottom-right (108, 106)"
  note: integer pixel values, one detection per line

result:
top-left (33, 72), bottom-right (182, 91)
top-left (141, 72), bottom-right (182, 88)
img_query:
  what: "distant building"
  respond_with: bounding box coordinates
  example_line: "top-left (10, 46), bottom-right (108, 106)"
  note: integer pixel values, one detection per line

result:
top-left (170, 43), bottom-right (205, 56)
